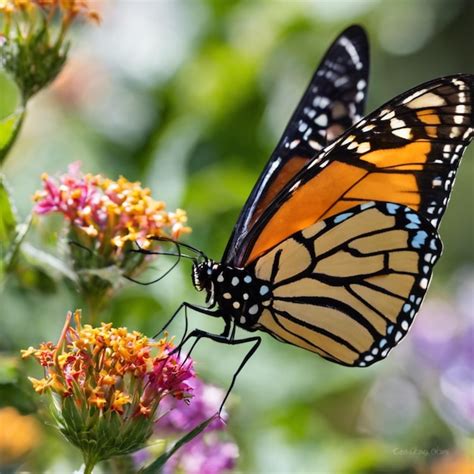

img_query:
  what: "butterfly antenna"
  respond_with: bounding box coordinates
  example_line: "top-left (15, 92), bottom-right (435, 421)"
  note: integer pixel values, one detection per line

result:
top-left (148, 236), bottom-right (208, 260)
top-left (123, 239), bottom-right (185, 285)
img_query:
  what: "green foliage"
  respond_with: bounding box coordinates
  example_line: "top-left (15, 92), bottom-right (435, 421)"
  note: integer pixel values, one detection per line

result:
top-left (0, 174), bottom-right (30, 283)
top-left (0, 356), bottom-right (37, 414)
top-left (0, 70), bottom-right (24, 164)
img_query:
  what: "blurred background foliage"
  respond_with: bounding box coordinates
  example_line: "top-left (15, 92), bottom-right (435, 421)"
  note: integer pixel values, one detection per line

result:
top-left (1, 0), bottom-right (473, 472)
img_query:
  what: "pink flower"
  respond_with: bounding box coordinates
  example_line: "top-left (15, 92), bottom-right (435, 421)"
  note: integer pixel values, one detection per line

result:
top-left (143, 349), bottom-right (195, 403)
top-left (33, 162), bottom-right (191, 251)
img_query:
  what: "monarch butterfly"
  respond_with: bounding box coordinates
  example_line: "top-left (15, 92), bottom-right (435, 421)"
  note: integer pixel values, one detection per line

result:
top-left (153, 25), bottom-right (473, 404)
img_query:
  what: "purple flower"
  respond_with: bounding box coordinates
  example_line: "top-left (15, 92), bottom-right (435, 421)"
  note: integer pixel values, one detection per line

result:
top-left (134, 378), bottom-right (238, 474)
top-left (163, 434), bottom-right (238, 474)
top-left (410, 272), bottom-right (474, 433)
top-left (158, 378), bottom-right (227, 433)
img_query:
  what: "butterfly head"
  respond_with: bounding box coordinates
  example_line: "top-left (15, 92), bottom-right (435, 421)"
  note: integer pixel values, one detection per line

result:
top-left (192, 258), bottom-right (216, 293)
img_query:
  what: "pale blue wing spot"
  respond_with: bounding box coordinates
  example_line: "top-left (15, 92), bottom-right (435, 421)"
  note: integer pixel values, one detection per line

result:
top-left (411, 230), bottom-right (428, 249)
top-left (386, 203), bottom-right (399, 215)
top-left (334, 212), bottom-right (354, 223)
top-left (407, 213), bottom-right (421, 224)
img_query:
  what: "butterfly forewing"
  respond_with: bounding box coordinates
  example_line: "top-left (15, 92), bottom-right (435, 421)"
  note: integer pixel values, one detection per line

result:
top-left (224, 25), bottom-right (370, 264)
top-left (240, 74), bottom-right (473, 266)
top-left (250, 202), bottom-right (442, 366)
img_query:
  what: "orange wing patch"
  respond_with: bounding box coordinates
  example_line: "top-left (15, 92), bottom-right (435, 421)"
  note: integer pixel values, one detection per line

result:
top-left (248, 156), bottom-right (308, 229)
top-left (235, 76), bottom-right (472, 268)
top-left (246, 141), bottom-right (430, 263)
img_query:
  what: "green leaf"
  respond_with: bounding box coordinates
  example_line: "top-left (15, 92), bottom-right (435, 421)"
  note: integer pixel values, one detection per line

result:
top-left (140, 415), bottom-right (217, 474)
top-left (21, 242), bottom-right (78, 282)
top-left (0, 70), bottom-right (24, 164)
top-left (3, 214), bottom-right (31, 272)
top-left (0, 174), bottom-right (17, 244)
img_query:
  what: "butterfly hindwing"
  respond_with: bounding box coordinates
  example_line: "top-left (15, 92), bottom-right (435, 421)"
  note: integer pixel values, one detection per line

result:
top-left (239, 74), bottom-right (473, 266)
top-left (224, 25), bottom-right (370, 264)
top-left (250, 202), bottom-right (442, 367)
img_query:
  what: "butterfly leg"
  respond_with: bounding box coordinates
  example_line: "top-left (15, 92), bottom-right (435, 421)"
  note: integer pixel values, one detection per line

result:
top-left (174, 328), bottom-right (261, 412)
top-left (177, 311), bottom-right (233, 366)
top-left (153, 301), bottom-right (221, 339)
top-left (218, 334), bottom-right (261, 412)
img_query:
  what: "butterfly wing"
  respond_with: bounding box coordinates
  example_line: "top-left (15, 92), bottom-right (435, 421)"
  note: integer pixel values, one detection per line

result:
top-left (223, 25), bottom-right (370, 263)
top-left (249, 202), bottom-right (442, 366)
top-left (238, 74), bottom-right (473, 266)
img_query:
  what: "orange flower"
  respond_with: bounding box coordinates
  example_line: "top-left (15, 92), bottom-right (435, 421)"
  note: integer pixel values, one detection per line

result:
top-left (88, 388), bottom-right (107, 409)
top-left (23, 310), bottom-right (195, 417)
top-left (111, 390), bottom-right (131, 413)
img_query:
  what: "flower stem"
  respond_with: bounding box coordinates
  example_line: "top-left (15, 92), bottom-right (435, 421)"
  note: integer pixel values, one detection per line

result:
top-left (84, 455), bottom-right (97, 474)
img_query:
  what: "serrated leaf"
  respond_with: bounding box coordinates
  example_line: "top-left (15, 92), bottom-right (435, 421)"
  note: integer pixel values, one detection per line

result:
top-left (140, 415), bottom-right (217, 474)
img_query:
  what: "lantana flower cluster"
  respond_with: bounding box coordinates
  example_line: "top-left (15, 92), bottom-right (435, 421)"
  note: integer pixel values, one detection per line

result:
top-left (33, 164), bottom-right (191, 316)
top-left (34, 162), bottom-right (190, 251)
top-left (22, 310), bottom-right (195, 469)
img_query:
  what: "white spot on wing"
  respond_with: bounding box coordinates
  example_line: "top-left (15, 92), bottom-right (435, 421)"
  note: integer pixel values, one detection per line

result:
top-left (357, 79), bottom-right (366, 90)
top-left (314, 114), bottom-right (328, 127)
top-left (309, 140), bottom-right (322, 150)
top-left (390, 118), bottom-right (406, 129)
top-left (392, 128), bottom-right (413, 140)
top-left (356, 142), bottom-right (371, 153)
top-left (338, 36), bottom-right (362, 70)
top-left (407, 92), bottom-right (446, 109)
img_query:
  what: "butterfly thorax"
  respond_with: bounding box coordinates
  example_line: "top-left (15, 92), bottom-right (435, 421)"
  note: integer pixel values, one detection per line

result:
top-left (192, 259), bottom-right (272, 329)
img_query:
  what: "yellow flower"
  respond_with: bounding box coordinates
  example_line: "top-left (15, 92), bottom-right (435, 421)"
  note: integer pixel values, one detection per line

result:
top-left (28, 376), bottom-right (53, 393)
top-left (88, 388), bottom-right (107, 410)
top-left (20, 346), bottom-right (36, 358)
top-left (111, 390), bottom-right (132, 413)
